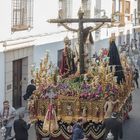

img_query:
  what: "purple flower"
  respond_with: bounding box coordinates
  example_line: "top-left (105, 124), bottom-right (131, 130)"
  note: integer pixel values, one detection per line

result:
top-left (98, 85), bottom-right (102, 92)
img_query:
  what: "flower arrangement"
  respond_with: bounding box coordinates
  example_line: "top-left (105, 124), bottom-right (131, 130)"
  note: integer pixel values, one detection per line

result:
top-left (30, 48), bottom-right (133, 101)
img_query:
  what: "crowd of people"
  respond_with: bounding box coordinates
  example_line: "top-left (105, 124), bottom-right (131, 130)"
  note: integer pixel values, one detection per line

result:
top-left (0, 100), bottom-right (123, 140)
top-left (0, 79), bottom-right (36, 140)
top-left (0, 56), bottom-right (139, 140)
top-left (120, 40), bottom-right (140, 89)
top-left (0, 75), bottom-right (139, 140)
top-left (0, 100), bottom-right (31, 140)
top-left (0, 100), bottom-right (124, 140)
top-left (0, 77), bottom-right (125, 140)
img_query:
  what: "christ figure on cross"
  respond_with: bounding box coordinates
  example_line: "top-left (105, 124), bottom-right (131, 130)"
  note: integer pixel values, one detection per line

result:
top-left (48, 8), bottom-right (111, 74)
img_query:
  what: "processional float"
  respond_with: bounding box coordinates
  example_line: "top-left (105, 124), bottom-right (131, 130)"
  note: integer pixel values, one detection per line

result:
top-left (28, 7), bottom-right (134, 140)
top-left (28, 38), bottom-right (134, 140)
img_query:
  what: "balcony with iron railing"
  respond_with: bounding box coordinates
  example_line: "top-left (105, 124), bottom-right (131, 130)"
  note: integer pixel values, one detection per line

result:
top-left (11, 24), bottom-right (32, 32)
top-left (11, 0), bottom-right (33, 32)
top-left (134, 11), bottom-right (140, 26)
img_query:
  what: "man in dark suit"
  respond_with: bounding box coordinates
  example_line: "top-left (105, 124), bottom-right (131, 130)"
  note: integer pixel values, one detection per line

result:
top-left (23, 79), bottom-right (36, 100)
top-left (103, 112), bottom-right (123, 140)
top-left (133, 67), bottom-right (139, 88)
top-left (13, 113), bottom-right (31, 140)
top-left (72, 118), bottom-right (87, 140)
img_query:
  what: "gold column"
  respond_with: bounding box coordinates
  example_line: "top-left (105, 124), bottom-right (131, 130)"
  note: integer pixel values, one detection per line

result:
top-left (88, 101), bottom-right (92, 120)
top-left (75, 100), bottom-right (80, 119)
top-left (57, 100), bottom-right (61, 120)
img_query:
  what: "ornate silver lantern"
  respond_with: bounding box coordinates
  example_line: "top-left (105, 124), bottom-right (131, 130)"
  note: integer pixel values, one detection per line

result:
top-left (106, 131), bottom-right (114, 140)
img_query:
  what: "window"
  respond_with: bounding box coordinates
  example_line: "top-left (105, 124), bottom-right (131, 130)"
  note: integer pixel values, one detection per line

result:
top-left (58, 0), bottom-right (72, 19)
top-left (12, 0), bottom-right (33, 32)
top-left (125, 1), bottom-right (131, 22)
top-left (82, 0), bottom-right (91, 18)
top-left (112, 0), bottom-right (120, 13)
top-left (125, 1), bottom-right (130, 14)
top-left (112, 0), bottom-right (121, 22)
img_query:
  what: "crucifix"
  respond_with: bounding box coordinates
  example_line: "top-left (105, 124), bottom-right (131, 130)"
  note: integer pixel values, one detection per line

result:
top-left (48, 8), bottom-right (112, 74)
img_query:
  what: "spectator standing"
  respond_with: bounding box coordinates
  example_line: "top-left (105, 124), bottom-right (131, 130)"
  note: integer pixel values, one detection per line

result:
top-left (103, 112), bottom-right (123, 140)
top-left (23, 79), bottom-right (36, 100)
top-left (0, 100), bottom-right (16, 140)
top-left (137, 56), bottom-right (140, 70)
top-left (14, 112), bottom-right (31, 140)
top-left (133, 67), bottom-right (139, 88)
top-left (72, 118), bottom-right (87, 140)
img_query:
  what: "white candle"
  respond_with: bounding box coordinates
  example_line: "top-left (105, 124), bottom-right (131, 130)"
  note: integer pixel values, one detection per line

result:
top-left (84, 74), bottom-right (88, 81)
top-left (112, 65), bottom-right (115, 73)
top-left (57, 75), bottom-right (61, 83)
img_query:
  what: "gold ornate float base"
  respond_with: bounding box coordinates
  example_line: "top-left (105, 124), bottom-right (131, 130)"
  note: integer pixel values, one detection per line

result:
top-left (30, 92), bottom-right (132, 123)
top-left (34, 92), bottom-right (132, 140)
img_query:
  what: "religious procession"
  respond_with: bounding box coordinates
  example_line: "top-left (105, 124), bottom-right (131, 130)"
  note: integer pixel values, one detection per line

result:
top-left (1, 0), bottom-right (140, 140)
top-left (26, 34), bottom-right (134, 140)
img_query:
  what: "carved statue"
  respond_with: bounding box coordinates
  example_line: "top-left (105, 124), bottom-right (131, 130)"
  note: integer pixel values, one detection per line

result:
top-left (66, 103), bottom-right (73, 116)
top-left (82, 106), bottom-right (87, 117)
top-left (43, 103), bottom-right (58, 132)
top-left (95, 105), bottom-right (100, 118)
top-left (104, 94), bottom-right (119, 119)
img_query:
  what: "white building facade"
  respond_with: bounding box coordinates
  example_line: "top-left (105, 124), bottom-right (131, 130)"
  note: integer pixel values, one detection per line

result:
top-left (0, 0), bottom-right (137, 108)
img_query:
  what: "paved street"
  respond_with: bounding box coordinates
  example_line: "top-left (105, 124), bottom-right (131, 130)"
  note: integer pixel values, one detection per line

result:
top-left (0, 88), bottom-right (140, 140)
top-left (123, 88), bottom-right (140, 140)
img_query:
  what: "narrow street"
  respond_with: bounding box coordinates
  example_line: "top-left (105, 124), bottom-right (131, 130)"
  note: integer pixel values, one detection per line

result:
top-left (123, 88), bottom-right (140, 140)
top-left (0, 1), bottom-right (139, 140)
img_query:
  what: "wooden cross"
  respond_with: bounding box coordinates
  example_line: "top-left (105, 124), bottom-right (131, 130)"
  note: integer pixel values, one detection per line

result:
top-left (48, 8), bottom-right (112, 74)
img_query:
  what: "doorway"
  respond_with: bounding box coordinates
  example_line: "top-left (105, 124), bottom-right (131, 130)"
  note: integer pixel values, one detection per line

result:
top-left (13, 59), bottom-right (22, 109)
